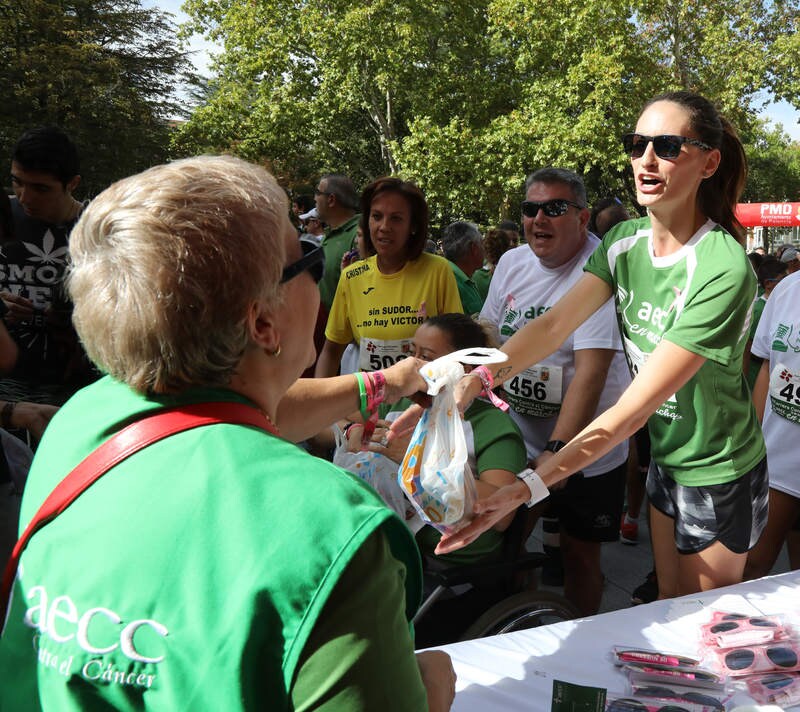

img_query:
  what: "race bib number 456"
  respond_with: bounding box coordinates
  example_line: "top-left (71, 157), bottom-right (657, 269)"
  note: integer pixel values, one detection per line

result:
top-left (503, 364), bottom-right (563, 417)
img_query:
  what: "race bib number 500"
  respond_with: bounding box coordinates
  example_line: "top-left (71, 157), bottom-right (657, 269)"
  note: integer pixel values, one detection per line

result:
top-left (769, 363), bottom-right (800, 424)
top-left (359, 337), bottom-right (413, 371)
top-left (503, 364), bottom-right (563, 417)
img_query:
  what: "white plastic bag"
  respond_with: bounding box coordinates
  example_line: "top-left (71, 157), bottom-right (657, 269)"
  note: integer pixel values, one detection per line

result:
top-left (398, 347), bottom-right (508, 532)
top-left (332, 424), bottom-right (409, 519)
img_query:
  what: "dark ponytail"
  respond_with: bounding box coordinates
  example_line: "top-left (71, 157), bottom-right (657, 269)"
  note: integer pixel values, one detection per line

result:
top-left (644, 92), bottom-right (747, 245)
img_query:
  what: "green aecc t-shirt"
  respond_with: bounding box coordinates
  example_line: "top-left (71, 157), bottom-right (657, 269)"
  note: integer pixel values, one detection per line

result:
top-left (584, 217), bottom-right (765, 485)
top-left (0, 376), bottom-right (426, 711)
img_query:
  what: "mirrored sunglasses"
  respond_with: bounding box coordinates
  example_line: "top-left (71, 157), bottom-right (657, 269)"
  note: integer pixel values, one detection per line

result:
top-left (281, 238), bottom-right (325, 284)
top-left (520, 198), bottom-right (584, 218)
top-left (622, 133), bottom-right (713, 159)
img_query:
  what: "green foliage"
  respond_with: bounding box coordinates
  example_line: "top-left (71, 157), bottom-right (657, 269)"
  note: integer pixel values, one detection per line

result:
top-left (0, 0), bottom-right (190, 196)
top-left (742, 121), bottom-right (800, 202)
top-left (176, 0), bottom-right (800, 224)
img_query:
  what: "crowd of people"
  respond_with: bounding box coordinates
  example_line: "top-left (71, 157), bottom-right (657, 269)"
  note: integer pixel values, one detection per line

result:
top-left (0, 89), bottom-right (798, 710)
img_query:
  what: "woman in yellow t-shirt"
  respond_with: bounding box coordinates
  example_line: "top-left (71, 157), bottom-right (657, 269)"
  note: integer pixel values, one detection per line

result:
top-left (315, 177), bottom-right (463, 377)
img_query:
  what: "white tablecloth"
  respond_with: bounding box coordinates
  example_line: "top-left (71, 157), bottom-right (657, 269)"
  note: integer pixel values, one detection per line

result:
top-left (434, 571), bottom-right (800, 711)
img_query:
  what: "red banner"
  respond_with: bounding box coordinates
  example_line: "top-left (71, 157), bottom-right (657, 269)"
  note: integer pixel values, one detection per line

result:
top-left (736, 203), bottom-right (800, 227)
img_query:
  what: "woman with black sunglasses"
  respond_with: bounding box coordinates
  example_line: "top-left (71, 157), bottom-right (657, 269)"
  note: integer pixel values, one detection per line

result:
top-left (434, 91), bottom-right (766, 602)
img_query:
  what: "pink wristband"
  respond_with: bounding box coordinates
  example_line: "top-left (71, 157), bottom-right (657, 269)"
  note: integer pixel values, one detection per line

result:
top-left (369, 370), bottom-right (386, 410)
top-left (470, 365), bottom-right (509, 412)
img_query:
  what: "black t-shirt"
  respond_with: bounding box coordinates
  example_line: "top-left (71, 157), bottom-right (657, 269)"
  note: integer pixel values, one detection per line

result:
top-left (0, 198), bottom-right (94, 400)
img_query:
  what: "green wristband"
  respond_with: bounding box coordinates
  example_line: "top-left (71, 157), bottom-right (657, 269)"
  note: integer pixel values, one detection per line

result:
top-left (354, 372), bottom-right (368, 415)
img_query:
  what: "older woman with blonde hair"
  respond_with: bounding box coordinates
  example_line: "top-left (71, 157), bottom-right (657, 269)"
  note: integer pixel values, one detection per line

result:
top-left (0, 156), bottom-right (454, 711)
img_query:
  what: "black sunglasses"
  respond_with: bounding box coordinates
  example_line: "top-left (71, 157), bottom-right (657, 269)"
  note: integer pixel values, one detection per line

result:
top-left (281, 238), bottom-right (325, 284)
top-left (607, 700), bottom-right (691, 712)
top-left (622, 133), bottom-right (713, 159)
top-left (520, 198), bottom-right (584, 218)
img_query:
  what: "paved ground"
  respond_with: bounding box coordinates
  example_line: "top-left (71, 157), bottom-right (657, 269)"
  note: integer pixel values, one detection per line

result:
top-left (527, 510), bottom-right (791, 614)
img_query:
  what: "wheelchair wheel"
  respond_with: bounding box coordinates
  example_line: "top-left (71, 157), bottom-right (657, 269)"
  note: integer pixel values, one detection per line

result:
top-left (459, 590), bottom-right (581, 641)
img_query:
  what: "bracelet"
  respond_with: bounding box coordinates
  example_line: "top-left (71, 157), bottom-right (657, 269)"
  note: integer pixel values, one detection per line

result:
top-left (342, 422), bottom-right (360, 441)
top-left (360, 411), bottom-right (379, 450)
top-left (471, 365), bottom-right (494, 391)
top-left (357, 370), bottom-right (387, 450)
top-left (470, 365), bottom-right (509, 412)
top-left (515, 468), bottom-right (550, 508)
top-left (1, 401), bottom-right (16, 429)
top-left (354, 372), bottom-right (368, 414)
top-left (543, 440), bottom-right (567, 453)
top-left (366, 370), bottom-right (386, 411)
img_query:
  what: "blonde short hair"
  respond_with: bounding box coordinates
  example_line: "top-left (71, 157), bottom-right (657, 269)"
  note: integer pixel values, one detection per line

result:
top-left (68, 155), bottom-right (287, 394)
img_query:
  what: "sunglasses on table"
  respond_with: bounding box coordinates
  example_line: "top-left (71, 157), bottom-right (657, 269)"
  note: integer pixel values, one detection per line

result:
top-left (606, 698), bottom-right (710, 712)
top-left (633, 686), bottom-right (724, 712)
top-left (621, 133), bottom-right (713, 159)
top-left (746, 672), bottom-right (800, 705)
top-left (703, 613), bottom-right (787, 648)
top-left (716, 642), bottom-right (800, 676)
top-left (520, 198), bottom-right (584, 218)
top-left (281, 238), bottom-right (325, 284)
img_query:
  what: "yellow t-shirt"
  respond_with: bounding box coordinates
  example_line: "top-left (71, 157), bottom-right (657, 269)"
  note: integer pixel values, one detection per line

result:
top-left (325, 253), bottom-right (464, 371)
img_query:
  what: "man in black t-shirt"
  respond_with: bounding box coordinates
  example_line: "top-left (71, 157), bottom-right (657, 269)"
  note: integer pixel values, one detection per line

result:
top-left (1, 127), bottom-right (95, 404)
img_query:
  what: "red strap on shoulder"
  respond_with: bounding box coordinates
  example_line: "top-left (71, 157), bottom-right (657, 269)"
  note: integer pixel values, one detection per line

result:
top-left (1, 401), bottom-right (275, 630)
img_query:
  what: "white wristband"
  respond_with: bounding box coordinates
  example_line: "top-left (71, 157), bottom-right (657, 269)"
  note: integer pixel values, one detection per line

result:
top-left (515, 468), bottom-right (550, 508)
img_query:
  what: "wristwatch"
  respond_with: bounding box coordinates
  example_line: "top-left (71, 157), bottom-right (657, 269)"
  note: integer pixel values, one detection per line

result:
top-left (543, 439), bottom-right (567, 453)
top-left (542, 439), bottom-right (583, 481)
top-left (515, 468), bottom-right (550, 508)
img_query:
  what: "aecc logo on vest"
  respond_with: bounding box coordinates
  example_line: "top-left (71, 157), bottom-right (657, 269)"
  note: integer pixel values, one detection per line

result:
top-left (24, 585), bottom-right (169, 663)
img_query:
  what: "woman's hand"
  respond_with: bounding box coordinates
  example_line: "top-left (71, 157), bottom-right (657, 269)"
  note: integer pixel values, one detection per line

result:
top-left (435, 480), bottom-right (530, 554)
top-left (416, 650), bottom-right (456, 712)
top-left (453, 372), bottom-right (482, 414)
top-left (0, 292), bottom-right (35, 325)
top-left (7, 401), bottom-right (59, 440)
top-left (381, 357), bottom-right (428, 405)
top-left (386, 403), bottom-right (424, 445)
top-left (366, 420), bottom-right (411, 463)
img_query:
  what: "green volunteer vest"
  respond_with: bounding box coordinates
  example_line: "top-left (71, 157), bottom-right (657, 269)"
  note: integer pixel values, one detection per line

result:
top-left (0, 377), bottom-right (421, 711)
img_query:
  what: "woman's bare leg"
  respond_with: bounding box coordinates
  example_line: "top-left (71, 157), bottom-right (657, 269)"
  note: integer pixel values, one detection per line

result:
top-left (676, 540), bottom-right (747, 595)
top-left (650, 504), bottom-right (679, 599)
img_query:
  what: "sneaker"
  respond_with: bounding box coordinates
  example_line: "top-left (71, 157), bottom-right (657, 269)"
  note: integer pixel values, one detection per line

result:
top-left (631, 570), bottom-right (658, 605)
top-left (620, 514), bottom-right (639, 545)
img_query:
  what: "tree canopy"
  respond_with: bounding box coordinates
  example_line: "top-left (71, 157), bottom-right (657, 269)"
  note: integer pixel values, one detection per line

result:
top-left (0, 0), bottom-right (190, 196)
top-left (175, 0), bottom-right (800, 228)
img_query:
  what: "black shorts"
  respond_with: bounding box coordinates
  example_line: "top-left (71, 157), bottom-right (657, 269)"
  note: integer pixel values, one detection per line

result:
top-left (547, 462), bottom-right (626, 542)
top-left (646, 457), bottom-right (768, 555)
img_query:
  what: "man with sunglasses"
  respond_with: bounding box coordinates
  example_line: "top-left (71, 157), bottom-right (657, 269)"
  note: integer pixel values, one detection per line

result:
top-left (480, 167), bottom-right (630, 616)
top-left (315, 173), bottom-right (360, 312)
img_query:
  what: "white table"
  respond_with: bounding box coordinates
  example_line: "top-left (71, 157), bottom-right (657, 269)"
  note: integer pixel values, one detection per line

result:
top-left (434, 570), bottom-right (800, 711)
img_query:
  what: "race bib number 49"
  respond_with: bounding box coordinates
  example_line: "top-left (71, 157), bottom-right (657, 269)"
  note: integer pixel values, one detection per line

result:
top-left (769, 363), bottom-right (800, 424)
top-left (359, 337), bottom-right (413, 371)
top-left (503, 364), bottom-right (563, 417)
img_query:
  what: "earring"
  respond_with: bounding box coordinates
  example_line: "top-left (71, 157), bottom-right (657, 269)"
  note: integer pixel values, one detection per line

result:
top-left (268, 345), bottom-right (281, 357)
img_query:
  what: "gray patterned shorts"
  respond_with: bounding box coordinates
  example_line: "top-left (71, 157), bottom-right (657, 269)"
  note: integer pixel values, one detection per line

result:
top-left (646, 457), bottom-right (768, 555)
